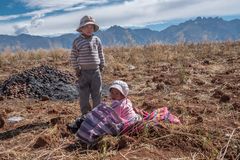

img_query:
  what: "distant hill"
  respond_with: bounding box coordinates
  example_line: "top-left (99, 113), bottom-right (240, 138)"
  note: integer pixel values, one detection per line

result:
top-left (158, 17), bottom-right (240, 43)
top-left (97, 25), bottom-right (160, 46)
top-left (0, 17), bottom-right (240, 51)
top-left (0, 34), bottom-right (77, 51)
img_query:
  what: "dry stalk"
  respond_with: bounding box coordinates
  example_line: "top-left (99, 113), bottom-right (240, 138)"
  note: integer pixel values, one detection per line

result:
top-left (217, 128), bottom-right (236, 160)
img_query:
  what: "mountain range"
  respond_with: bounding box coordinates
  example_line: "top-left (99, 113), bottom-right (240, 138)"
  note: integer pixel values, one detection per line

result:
top-left (0, 17), bottom-right (240, 51)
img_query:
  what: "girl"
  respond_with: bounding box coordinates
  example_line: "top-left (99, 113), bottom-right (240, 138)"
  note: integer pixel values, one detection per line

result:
top-left (76, 80), bottom-right (141, 145)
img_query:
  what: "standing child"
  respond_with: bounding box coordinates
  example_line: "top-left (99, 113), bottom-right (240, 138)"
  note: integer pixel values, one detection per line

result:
top-left (70, 15), bottom-right (105, 116)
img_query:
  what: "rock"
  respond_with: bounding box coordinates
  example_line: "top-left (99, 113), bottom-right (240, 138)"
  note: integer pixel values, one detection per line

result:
top-left (220, 94), bottom-right (230, 103)
top-left (211, 78), bottom-right (222, 84)
top-left (33, 135), bottom-right (50, 149)
top-left (193, 78), bottom-right (205, 86)
top-left (0, 96), bottom-right (4, 101)
top-left (7, 116), bottom-right (24, 123)
top-left (41, 95), bottom-right (50, 101)
top-left (128, 64), bottom-right (136, 70)
top-left (196, 115), bottom-right (204, 123)
top-left (156, 83), bottom-right (165, 90)
top-left (5, 108), bottom-right (13, 113)
top-left (50, 117), bottom-right (61, 125)
top-left (152, 76), bottom-right (163, 83)
top-left (212, 90), bottom-right (230, 103)
top-left (47, 109), bottom-right (58, 114)
top-left (164, 80), bottom-right (172, 85)
top-left (212, 89), bottom-right (224, 98)
top-left (202, 60), bottom-right (210, 65)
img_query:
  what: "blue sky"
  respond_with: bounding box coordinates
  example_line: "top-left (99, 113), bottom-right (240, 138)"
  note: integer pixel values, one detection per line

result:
top-left (0, 0), bottom-right (240, 36)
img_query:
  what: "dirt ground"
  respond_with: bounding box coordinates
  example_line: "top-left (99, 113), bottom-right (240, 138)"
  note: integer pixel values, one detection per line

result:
top-left (0, 42), bottom-right (239, 160)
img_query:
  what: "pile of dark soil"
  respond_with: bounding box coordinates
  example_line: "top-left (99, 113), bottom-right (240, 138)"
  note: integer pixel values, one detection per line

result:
top-left (0, 65), bottom-right (78, 100)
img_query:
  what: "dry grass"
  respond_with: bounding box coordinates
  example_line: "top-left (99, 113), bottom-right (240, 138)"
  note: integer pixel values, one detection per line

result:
top-left (0, 41), bottom-right (240, 159)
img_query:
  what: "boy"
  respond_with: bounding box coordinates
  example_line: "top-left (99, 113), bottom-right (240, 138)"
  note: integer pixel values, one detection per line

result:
top-left (70, 15), bottom-right (105, 115)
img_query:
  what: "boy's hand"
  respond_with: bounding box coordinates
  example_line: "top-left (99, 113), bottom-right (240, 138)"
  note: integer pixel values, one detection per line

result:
top-left (100, 65), bottom-right (104, 72)
top-left (75, 69), bottom-right (81, 77)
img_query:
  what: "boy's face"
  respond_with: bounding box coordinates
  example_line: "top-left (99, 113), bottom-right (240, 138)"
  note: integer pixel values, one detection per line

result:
top-left (110, 88), bottom-right (125, 101)
top-left (81, 24), bottom-right (94, 36)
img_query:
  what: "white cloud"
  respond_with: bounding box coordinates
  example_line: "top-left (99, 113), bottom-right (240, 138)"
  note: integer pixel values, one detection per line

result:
top-left (38, 0), bottom-right (240, 29)
top-left (12, 12), bottom-right (45, 35)
top-left (64, 6), bottom-right (86, 12)
top-left (21, 0), bottom-right (107, 8)
top-left (0, 0), bottom-right (108, 21)
top-left (0, 15), bottom-right (19, 21)
top-left (13, 25), bottom-right (29, 35)
top-left (20, 0), bottom-right (109, 15)
top-left (0, 23), bottom-right (20, 35)
top-left (0, 8), bottom-right (56, 21)
top-left (1, 0), bottom-right (240, 35)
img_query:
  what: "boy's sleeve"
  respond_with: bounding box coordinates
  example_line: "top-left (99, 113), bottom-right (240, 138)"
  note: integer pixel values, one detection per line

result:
top-left (70, 40), bottom-right (80, 70)
top-left (97, 38), bottom-right (105, 68)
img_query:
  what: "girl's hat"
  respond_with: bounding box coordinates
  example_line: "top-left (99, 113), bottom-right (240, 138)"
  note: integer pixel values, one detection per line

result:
top-left (109, 80), bottom-right (129, 97)
top-left (76, 15), bottom-right (99, 32)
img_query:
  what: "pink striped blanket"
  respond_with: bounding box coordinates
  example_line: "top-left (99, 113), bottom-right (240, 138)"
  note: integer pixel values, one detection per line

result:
top-left (77, 104), bottom-right (180, 144)
top-left (76, 103), bottom-right (125, 144)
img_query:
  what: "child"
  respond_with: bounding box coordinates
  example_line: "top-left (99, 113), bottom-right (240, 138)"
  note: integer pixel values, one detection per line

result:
top-left (68, 80), bottom-right (181, 145)
top-left (70, 15), bottom-right (105, 115)
top-left (76, 80), bottom-right (141, 145)
top-left (108, 80), bottom-right (141, 127)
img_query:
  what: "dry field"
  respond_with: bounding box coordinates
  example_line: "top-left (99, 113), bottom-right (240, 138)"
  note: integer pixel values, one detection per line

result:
top-left (0, 41), bottom-right (239, 160)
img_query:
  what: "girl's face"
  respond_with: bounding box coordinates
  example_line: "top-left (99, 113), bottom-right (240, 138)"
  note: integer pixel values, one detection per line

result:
top-left (110, 88), bottom-right (125, 101)
top-left (81, 24), bottom-right (94, 36)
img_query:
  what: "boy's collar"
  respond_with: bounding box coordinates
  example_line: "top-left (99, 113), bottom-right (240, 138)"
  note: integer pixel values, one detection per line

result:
top-left (80, 33), bottom-right (93, 39)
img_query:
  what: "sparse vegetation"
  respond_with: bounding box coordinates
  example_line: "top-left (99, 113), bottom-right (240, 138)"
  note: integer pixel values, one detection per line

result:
top-left (0, 41), bottom-right (240, 159)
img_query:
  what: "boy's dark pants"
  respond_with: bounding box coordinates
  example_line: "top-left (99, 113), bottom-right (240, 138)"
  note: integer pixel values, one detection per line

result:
top-left (77, 69), bottom-right (102, 115)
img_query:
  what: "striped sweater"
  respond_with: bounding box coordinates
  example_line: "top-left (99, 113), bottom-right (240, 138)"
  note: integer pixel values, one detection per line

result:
top-left (70, 34), bottom-right (105, 70)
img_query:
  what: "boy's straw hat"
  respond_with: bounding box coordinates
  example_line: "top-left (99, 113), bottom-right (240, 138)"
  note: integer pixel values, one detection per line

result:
top-left (109, 80), bottom-right (129, 97)
top-left (76, 15), bottom-right (99, 32)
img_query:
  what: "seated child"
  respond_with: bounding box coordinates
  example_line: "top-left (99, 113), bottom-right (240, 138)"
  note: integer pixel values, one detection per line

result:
top-left (68, 80), bottom-right (181, 145)
top-left (108, 80), bottom-right (141, 128)
top-left (73, 80), bottom-right (141, 145)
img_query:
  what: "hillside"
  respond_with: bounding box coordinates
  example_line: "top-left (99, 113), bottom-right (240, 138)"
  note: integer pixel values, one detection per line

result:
top-left (0, 41), bottom-right (239, 159)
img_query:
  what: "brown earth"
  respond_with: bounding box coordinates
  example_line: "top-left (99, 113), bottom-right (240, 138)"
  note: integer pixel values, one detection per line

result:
top-left (0, 42), bottom-right (239, 159)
